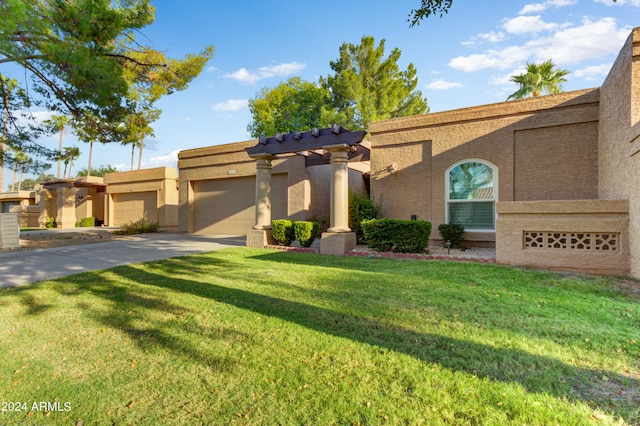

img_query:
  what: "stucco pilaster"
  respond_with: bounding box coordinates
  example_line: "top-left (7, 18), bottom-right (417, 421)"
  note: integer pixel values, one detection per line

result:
top-left (56, 186), bottom-right (78, 229)
top-left (324, 144), bottom-right (353, 233)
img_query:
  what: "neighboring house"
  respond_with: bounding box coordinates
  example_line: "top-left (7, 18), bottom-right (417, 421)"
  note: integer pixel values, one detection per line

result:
top-left (0, 190), bottom-right (38, 227)
top-left (103, 167), bottom-right (178, 229)
top-left (37, 176), bottom-right (106, 229)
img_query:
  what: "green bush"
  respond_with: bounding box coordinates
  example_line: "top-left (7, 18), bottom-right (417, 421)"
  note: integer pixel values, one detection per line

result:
top-left (75, 217), bottom-right (96, 228)
top-left (362, 219), bottom-right (431, 253)
top-left (349, 192), bottom-right (383, 243)
top-left (113, 215), bottom-right (159, 235)
top-left (271, 219), bottom-right (294, 246)
top-left (308, 215), bottom-right (329, 234)
top-left (45, 217), bottom-right (56, 229)
top-left (294, 221), bottom-right (319, 247)
top-left (438, 223), bottom-right (465, 248)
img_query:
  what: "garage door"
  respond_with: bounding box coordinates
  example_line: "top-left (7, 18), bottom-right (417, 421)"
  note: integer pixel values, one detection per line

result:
top-left (193, 174), bottom-right (288, 235)
top-left (112, 191), bottom-right (158, 226)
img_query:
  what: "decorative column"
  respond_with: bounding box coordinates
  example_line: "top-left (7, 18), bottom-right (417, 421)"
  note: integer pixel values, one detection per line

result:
top-left (246, 154), bottom-right (277, 247)
top-left (56, 185), bottom-right (79, 229)
top-left (321, 144), bottom-right (356, 255)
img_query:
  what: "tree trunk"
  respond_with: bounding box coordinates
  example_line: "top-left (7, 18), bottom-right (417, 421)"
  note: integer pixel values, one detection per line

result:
top-left (18, 162), bottom-right (25, 191)
top-left (130, 142), bottom-right (135, 171)
top-left (57, 127), bottom-right (63, 178)
top-left (10, 162), bottom-right (17, 191)
top-left (137, 136), bottom-right (144, 171)
top-left (86, 139), bottom-right (93, 178)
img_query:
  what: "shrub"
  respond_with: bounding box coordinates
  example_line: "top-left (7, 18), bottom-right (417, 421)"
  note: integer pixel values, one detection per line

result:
top-left (438, 223), bottom-right (465, 248)
top-left (308, 215), bottom-right (329, 234)
top-left (75, 217), bottom-right (95, 228)
top-left (113, 215), bottom-right (159, 235)
top-left (271, 219), bottom-right (294, 246)
top-left (349, 192), bottom-right (383, 243)
top-left (45, 217), bottom-right (56, 229)
top-left (362, 219), bottom-right (431, 253)
top-left (294, 221), bottom-right (319, 247)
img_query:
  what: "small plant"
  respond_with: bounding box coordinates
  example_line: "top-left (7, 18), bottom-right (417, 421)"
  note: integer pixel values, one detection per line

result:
top-left (75, 217), bottom-right (95, 228)
top-left (349, 192), bottom-right (383, 243)
top-left (45, 217), bottom-right (56, 229)
top-left (308, 215), bottom-right (329, 234)
top-left (438, 223), bottom-right (465, 248)
top-left (272, 219), bottom-right (294, 245)
top-left (113, 215), bottom-right (159, 235)
top-left (362, 219), bottom-right (431, 253)
top-left (294, 221), bottom-right (319, 247)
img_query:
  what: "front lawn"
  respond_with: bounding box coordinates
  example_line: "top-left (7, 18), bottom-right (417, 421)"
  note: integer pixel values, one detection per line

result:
top-left (1, 248), bottom-right (638, 425)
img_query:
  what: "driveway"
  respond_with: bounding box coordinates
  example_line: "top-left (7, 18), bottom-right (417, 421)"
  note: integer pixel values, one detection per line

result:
top-left (0, 233), bottom-right (245, 287)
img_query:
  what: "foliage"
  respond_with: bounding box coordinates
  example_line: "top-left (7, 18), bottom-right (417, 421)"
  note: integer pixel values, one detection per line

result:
top-left (507, 60), bottom-right (570, 100)
top-left (75, 217), bottom-right (96, 228)
top-left (321, 36), bottom-right (429, 131)
top-left (61, 146), bottom-right (80, 178)
top-left (362, 219), bottom-right (431, 253)
top-left (271, 219), bottom-right (294, 246)
top-left (438, 223), bottom-right (465, 248)
top-left (112, 215), bottom-right (159, 235)
top-left (349, 192), bottom-right (383, 243)
top-left (18, 173), bottom-right (56, 191)
top-left (308, 215), bottom-right (330, 234)
top-left (0, 0), bottom-right (213, 174)
top-left (45, 217), bottom-right (56, 228)
top-left (247, 77), bottom-right (331, 138)
top-left (77, 165), bottom-right (118, 177)
top-left (408, 0), bottom-right (454, 26)
top-left (293, 221), bottom-right (320, 247)
top-left (1, 249), bottom-right (637, 424)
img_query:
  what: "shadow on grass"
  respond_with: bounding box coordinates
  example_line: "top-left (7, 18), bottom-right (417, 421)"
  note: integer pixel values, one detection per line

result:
top-left (97, 260), bottom-right (640, 421)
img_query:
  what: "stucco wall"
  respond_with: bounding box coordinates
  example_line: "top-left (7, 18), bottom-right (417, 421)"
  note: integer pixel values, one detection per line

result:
top-left (598, 27), bottom-right (640, 278)
top-left (369, 89), bottom-right (600, 247)
top-left (104, 167), bottom-right (178, 228)
top-left (496, 200), bottom-right (629, 276)
top-left (306, 165), bottom-right (367, 220)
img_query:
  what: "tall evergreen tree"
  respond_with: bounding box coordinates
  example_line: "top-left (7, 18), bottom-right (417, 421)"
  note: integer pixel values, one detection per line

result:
top-left (321, 36), bottom-right (429, 132)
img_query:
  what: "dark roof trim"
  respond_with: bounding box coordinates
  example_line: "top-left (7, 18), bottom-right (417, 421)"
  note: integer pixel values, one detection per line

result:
top-left (246, 125), bottom-right (367, 157)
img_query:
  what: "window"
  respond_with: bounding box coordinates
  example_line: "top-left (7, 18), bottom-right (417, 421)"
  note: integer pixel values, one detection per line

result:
top-left (446, 160), bottom-right (497, 231)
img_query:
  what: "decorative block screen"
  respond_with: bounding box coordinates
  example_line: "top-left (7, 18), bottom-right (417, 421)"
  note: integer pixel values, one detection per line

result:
top-left (524, 232), bottom-right (619, 252)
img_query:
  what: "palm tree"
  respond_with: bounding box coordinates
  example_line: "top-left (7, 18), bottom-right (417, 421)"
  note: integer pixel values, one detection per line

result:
top-left (62, 146), bottom-right (80, 178)
top-left (507, 60), bottom-right (570, 100)
top-left (10, 148), bottom-right (28, 191)
top-left (44, 115), bottom-right (70, 178)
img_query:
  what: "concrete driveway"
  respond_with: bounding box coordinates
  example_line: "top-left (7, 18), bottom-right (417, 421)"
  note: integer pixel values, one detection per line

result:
top-left (0, 233), bottom-right (245, 287)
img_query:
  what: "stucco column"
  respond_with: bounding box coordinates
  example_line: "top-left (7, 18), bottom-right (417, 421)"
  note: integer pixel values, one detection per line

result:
top-left (252, 155), bottom-right (276, 230)
top-left (325, 145), bottom-right (352, 233)
top-left (56, 186), bottom-right (78, 229)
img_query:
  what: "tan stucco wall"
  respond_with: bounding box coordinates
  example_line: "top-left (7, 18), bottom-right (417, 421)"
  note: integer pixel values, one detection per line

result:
top-left (306, 165), bottom-right (367, 220)
top-left (178, 141), bottom-right (311, 233)
top-left (369, 89), bottom-right (600, 246)
top-left (496, 200), bottom-right (629, 275)
top-left (104, 167), bottom-right (178, 228)
top-left (598, 27), bottom-right (640, 278)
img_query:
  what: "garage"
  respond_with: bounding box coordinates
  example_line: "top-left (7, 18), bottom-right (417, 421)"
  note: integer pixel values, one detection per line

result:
top-left (192, 174), bottom-right (288, 235)
top-left (112, 191), bottom-right (158, 226)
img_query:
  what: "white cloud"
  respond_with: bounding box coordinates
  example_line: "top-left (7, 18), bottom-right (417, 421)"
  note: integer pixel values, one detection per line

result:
top-left (258, 62), bottom-right (306, 78)
top-left (143, 150), bottom-right (180, 169)
top-left (520, 3), bottom-right (546, 14)
top-left (212, 99), bottom-right (248, 111)
top-left (503, 16), bottom-right (558, 34)
top-left (223, 61), bottom-right (306, 85)
top-left (530, 17), bottom-right (629, 65)
top-left (206, 66), bottom-right (218, 72)
top-left (449, 17), bottom-right (629, 72)
top-left (461, 31), bottom-right (505, 47)
top-left (426, 79), bottom-right (464, 90)
top-left (224, 68), bottom-right (261, 85)
top-left (574, 63), bottom-right (612, 80)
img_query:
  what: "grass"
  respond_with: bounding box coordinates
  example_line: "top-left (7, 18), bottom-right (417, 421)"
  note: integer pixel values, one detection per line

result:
top-left (0, 248), bottom-right (638, 425)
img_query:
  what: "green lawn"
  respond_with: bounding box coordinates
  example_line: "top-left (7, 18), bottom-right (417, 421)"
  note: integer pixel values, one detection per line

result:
top-left (1, 248), bottom-right (638, 425)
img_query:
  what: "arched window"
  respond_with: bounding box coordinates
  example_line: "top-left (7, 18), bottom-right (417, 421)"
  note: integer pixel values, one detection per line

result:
top-left (445, 160), bottom-right (497, 231)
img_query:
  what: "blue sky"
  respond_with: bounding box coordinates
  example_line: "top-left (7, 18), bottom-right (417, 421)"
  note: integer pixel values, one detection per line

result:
top-left (6, 0), bottom-right (640, 183)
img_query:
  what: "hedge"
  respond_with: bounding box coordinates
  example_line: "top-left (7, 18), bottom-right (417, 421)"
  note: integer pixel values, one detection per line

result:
top-left (361, 219), bottom-right (431, 253)
top-left (293, 221), bottom-right (319, 247)
top-left (272, 219), bottom-right (294, 245)
top-left (438, 223), bottom-right (465, 248)
top-left (75, 217), bottom-right (96, 227)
